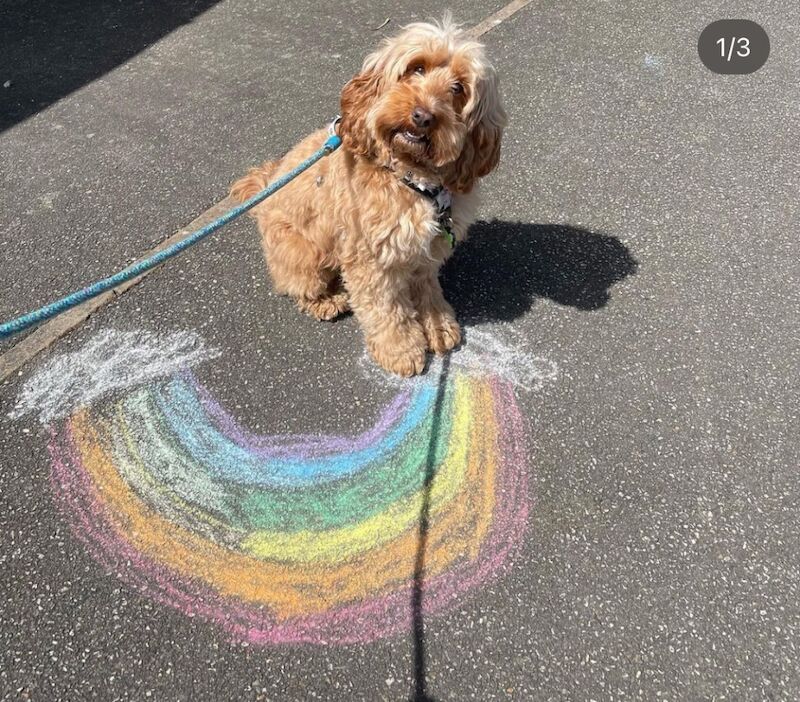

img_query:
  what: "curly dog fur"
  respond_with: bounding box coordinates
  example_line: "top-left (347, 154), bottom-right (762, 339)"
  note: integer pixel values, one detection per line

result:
top-left (231, 17), bottom-right (506, 376)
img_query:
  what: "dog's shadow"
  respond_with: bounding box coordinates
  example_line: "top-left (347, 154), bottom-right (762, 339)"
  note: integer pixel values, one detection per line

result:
top-left (408, 221), bottom-right (636, 701)
top-left (442, 220), bottom-right (638, 322)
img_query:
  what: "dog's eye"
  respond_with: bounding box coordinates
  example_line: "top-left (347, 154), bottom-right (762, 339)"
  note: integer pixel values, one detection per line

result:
top-left (412, 65), bottom-right (425, 75)
top-left (451, 81), bottom-right (464, 95)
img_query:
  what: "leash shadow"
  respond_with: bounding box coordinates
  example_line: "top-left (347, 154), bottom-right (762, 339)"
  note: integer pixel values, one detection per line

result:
top-left (442, 220), bottom-right (639, 323)
top-left (410, 354), bottom-right (450, 702)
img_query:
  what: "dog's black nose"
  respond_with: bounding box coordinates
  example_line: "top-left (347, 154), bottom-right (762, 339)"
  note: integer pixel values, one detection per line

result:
top-left (411, 107), bottom-right (434, 129)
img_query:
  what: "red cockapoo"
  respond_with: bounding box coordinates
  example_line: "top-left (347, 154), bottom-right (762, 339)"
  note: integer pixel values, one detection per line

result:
top-left (232, 18), bottom-right (506, 376)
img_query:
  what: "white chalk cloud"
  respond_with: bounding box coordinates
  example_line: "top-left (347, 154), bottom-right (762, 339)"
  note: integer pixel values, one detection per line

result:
top-left (10, 328), bottom-right (220, 424)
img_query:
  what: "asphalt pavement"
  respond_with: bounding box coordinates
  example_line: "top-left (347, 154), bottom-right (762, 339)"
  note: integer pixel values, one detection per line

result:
top-left (1, 1), bottom-right (799, 700)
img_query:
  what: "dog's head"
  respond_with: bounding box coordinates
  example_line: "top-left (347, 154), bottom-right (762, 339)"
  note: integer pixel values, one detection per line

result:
top-left (339, 17), bottom-right (506, 193)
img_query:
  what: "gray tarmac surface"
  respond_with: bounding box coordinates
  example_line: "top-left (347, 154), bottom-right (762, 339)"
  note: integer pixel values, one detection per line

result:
top-left (1, 1), bottom-right (799, 700)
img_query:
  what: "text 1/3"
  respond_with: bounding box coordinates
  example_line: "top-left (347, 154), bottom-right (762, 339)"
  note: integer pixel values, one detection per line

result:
top-left (698, 20), bottom-right (769, 74)
top-left (716, 37), bottom-right (750, 61)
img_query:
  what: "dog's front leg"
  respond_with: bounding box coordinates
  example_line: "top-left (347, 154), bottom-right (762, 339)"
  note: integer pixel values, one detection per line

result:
top-left (411, 264), bottom-right (462, 355)
top-left (343, 263), bottom-right (427, 377)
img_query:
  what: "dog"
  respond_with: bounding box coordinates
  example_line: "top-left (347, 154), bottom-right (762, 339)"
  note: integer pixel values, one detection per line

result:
top-left (231, 17), bottom-right (506, 376)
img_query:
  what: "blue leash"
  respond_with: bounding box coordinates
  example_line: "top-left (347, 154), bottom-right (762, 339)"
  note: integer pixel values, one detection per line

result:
top-left (0, 132), bottom-right (342, 341)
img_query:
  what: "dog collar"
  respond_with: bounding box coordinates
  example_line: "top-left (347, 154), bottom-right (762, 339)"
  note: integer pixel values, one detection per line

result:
top-left (400, 175), bottom-right (456, 248)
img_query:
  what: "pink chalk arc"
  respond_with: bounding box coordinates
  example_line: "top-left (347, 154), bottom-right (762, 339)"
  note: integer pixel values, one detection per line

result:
top-left (45, 370), bottom-right (531, 646)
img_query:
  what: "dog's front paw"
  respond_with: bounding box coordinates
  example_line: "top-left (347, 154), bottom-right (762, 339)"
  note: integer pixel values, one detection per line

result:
top-left (299, 292), bottom-right (350, 321)
top-left (368, 328), bottom-right (427, 377)
top-left (421, 313), bottom-right (461, 355)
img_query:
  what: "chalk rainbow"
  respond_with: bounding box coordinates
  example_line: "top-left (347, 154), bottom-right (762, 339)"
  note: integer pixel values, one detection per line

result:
top-left (15, 329), bottom-right (555, 645)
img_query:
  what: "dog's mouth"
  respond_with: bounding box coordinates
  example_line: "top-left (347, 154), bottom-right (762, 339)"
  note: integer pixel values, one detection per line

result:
top-left (392, 128), bottom-right (430, 155)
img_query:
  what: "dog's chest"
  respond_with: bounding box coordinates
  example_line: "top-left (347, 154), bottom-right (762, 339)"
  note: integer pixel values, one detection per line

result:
top-left (375, 196), bottom-right (450, 266)
top-left (336, 170), bottom-right (458, 267)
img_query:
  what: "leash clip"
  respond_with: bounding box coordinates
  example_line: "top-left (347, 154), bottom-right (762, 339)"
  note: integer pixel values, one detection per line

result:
top-left (324, 115), bottom-right (343, 151)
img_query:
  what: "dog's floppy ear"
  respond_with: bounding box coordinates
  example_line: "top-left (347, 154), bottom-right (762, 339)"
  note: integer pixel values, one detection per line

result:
top-left (447, 120), bottom-right (503, 193)
top-left (339, 70), bottom-right (383, 157)
top-left (446, 70), bottom-right (506, 194)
